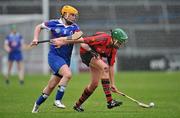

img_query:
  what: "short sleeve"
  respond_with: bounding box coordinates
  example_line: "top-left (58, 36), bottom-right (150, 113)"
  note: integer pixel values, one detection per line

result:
top-left (73, 24), bottom-right (80, 33)
top-left (41, 20), bottom-right (53, 31)
top-left (4, 35), bottom-right (9, 44)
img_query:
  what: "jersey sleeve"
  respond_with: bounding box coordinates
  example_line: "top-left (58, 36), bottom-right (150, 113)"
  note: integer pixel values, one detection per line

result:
top-left (107, 49), bottom-right (117, 66)
top-left (41, 20), bottom-right (53, 31)
top-left (73, 24), bottom-right (80, 33)
top-left (4, 35), bottom-right (9, 44)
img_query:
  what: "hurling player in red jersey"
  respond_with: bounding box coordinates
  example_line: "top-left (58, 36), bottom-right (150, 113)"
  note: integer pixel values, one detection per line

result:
top-left (51, 28), bottom-right (128, 112)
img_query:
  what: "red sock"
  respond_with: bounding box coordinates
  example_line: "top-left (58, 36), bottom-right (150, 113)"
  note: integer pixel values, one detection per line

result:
top-left (101, 79), bottom-right (113, 103)
top-left (75, 87), bottom-right (93, 107)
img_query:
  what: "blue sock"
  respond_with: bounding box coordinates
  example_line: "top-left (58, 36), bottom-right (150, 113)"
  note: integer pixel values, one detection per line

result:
top-left (55, 85), bottom-right (66, 101)
top-left (36, 93), bottom-right (49, 105)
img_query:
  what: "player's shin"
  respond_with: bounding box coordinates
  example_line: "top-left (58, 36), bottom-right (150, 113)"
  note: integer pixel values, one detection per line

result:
top-left (36, 93), bottom-right (49, 105)
top-left (55, 85), bottom-right (66, 101)
top-left (75, 87), bottom-right (94, 107)
top-left (54, 85), bottom-right (66, 108)
top-left (101, 79), bottom-right (123, 109)
top-left (55, 76), bottom-right (70, 101)
top-left (101, 79), bottom-right (113, 103)
top-left (18, 68), bottom-right (24, 85)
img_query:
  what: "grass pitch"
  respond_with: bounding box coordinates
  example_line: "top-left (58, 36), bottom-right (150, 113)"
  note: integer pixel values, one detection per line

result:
top-left (0, 71), bottom-right (180, 118)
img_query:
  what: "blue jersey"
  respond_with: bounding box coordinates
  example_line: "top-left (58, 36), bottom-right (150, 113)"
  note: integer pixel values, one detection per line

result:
top-left (42, 19), bottom-right (80, 75)
top-left (5, 32), bottom-right (23, 61)
top-left (42, 19), bottom-right (80, 63)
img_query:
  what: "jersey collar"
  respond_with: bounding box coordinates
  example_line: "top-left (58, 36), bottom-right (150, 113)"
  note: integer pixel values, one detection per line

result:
top-left (58, 18), bottom-right (74, 28)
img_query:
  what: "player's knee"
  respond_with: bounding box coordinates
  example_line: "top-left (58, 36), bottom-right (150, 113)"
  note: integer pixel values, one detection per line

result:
top-left (102, 66), bottom-right (109, 73)
top-left (64, 72), bottom-right (72, 80)
top-left (99, 65), bottom-right (109, 73)
top-left (99, 66), bottom-right (109, 78)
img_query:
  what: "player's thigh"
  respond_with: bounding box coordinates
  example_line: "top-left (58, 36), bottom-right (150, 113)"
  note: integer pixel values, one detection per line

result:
top-left (90, 58), bottom-right (108, 71)
top-left (89, 66), bottom-right (101, 85)
top-left (90, 59), bottom-right (109, 78)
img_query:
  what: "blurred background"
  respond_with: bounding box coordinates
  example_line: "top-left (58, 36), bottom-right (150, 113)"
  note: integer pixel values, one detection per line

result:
top-left (0, 0), bottom-right (180, 75)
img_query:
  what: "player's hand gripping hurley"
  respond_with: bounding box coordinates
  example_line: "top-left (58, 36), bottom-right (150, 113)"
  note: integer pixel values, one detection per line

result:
top-left (31, 39), bottom-right (50, 45)
top-left (29, 39), bottom-right (51, 49)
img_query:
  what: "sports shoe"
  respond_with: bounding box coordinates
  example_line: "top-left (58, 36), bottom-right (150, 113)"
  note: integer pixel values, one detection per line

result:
top-left (54, 100), bottom-right (66, 109)
top-left (73, 105), bottom-right (84, 112)
top-left (107, 100), bottom-right (123, 109)
top-left (32, 103), bottom-right (39, 113)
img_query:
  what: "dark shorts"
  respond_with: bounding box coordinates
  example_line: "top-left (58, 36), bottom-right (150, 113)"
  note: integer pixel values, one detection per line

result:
top-left (80, 51), bottom-right (94, 67)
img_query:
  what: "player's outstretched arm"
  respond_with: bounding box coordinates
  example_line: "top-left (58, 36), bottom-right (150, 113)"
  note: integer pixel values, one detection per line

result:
top-left (51, 31), bottom-right (106, 48)
top-left (51, 31), bottom-right (84, 47)
top-left (22, 43), bottom-right (35, 50)
top-left (109, 65), bottom-right (120, 93)
top-left (30, 24), bottom-right (43, 46)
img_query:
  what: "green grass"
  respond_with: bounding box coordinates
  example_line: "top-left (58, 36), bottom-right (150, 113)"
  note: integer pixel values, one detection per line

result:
top-left (0, 71), bottom-right (180, 118)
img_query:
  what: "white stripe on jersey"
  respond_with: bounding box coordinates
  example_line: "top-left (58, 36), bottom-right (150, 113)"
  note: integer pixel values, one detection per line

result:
top-left (41, 23), bottom-right (51, 31)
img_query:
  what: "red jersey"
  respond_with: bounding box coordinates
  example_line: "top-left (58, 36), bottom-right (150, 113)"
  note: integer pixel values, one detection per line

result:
top-left (80, 32), bottom-right (117, 66)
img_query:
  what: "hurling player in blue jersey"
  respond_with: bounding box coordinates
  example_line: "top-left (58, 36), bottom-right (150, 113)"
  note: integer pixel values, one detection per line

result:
top-left (4, 24), bottom-right (25, 85)
top-left (31, 5), bottom-right (83, 113)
